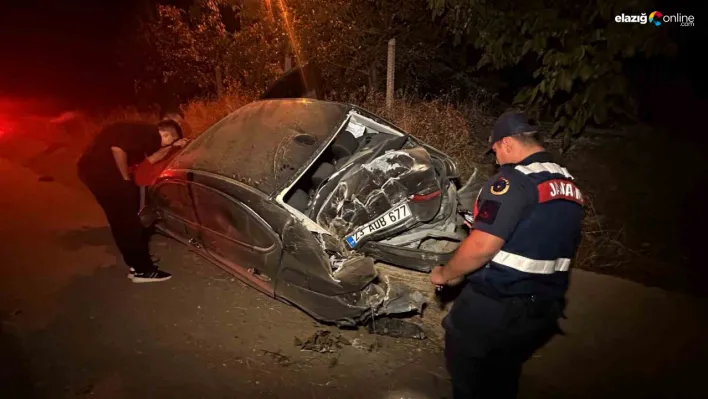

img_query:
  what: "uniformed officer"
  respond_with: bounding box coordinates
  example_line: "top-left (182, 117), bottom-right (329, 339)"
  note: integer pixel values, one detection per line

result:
top-left (430, 111), bottom-right (584, 398)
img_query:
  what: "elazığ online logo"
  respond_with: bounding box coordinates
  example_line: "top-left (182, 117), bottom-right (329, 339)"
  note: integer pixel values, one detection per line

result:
top-left (615, 11), bottom-right (694, 26)
top-left (649, 11), bottom-right (663, 25)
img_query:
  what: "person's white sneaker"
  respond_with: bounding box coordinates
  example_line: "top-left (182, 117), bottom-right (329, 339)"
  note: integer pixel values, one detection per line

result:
top-left (132, 269), bottom-right (172, 283)
top-left (127, 255), bottom-right (159, 279)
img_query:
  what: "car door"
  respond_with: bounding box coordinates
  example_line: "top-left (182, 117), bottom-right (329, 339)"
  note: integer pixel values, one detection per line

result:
top-left (150, 180), bottom-right (204, 252)
top-left (259, 61), bottom-right (323, 100)
top-left (190, 182), bottom-right (280, 296)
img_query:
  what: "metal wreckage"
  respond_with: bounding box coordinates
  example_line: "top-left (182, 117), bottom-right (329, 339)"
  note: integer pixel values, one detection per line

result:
top-left (138, 96), bottom-right (482, 336)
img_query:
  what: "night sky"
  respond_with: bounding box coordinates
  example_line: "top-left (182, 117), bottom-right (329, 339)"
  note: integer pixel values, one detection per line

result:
top-left (0, 0), bottom-right (147, 108)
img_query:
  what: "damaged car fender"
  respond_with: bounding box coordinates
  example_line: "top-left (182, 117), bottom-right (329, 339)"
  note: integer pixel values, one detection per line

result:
top-left (274, 218), bottom-right (425, 326)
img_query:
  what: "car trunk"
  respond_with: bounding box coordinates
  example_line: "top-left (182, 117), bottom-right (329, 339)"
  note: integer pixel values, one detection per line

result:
top-left (279, 111), bottom-right (476, 270)
top-left (132, 148), bottom-right (182, 186)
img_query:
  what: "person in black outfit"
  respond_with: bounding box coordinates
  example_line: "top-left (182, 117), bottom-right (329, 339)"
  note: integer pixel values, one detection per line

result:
top-left (77, 120), bottom-right (189, 283)
top-left (160, 107), bottom-right (184, 125)
top-left (431, 112), bottom-right (583, 398)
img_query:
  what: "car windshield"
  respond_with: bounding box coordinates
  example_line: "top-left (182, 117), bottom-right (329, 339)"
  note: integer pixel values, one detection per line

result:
top-left (169, 99), bottom-right (349, 194)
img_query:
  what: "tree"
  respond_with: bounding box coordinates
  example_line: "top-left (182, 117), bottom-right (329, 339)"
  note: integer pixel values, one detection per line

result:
top-left (139, 0), bottom-right (231, 101)
top-left (429, 0), bottom-right (676, 148)
top-left (130, 0), bottom-right (466, 101)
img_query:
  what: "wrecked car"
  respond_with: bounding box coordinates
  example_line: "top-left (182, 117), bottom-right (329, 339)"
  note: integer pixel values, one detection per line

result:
top-left (138, 98), bottom-right (478, 326)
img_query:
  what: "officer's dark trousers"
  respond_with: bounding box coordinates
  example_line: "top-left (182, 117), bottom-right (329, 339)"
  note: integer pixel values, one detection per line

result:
top-left (443, 286), bottom-right (562, 399)
top-left (78, 166), bottom-right (155, 273)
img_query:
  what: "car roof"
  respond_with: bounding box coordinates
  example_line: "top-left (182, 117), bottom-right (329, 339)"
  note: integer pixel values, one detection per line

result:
top-left (166, 99), bottom-right (351, 195)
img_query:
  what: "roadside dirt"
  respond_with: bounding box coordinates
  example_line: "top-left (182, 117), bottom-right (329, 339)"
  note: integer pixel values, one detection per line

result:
top-left (1, 155), bottom-right (707, 398)
top-left (1, 99), bottom-right (706, 398)
top-left (0, 159), bottom-right (451, 399)
top-left (374, 263), bottom-right (450, 346)
top-left (561, 129), bottom-right (708, 295)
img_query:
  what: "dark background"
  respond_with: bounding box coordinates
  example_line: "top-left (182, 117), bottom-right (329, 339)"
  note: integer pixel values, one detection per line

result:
top-left (0, 0), bottom-right (148, 109)
top-left (0, 0), bottom-right (705, 121)
top-left (0, 0), bottom-right (706, 291)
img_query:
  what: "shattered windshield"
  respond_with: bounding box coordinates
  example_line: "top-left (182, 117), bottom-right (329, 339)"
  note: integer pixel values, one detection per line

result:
top-left (169, 99), bottom-right (350, 194)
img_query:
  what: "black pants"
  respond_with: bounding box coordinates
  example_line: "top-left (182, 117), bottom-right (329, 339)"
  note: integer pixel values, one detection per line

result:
top-left (443, 286), bottom-right (562, 399)
top-left (78, 165), bottom-right (155, 273)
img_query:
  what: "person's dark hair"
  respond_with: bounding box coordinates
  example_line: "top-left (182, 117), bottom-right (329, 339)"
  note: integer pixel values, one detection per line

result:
top-left (512, 131), bottom-right (544, 147)
top-left (159, 107), bottom-right (184, 121)
top-left (157, 119), bottom-right (183, 139)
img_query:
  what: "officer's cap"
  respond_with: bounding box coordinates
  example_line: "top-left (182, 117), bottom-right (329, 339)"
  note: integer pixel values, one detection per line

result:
top-left (485, 112), bottom-right (538, 154)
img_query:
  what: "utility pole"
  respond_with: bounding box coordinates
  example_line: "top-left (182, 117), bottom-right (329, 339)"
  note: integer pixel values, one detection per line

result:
top-left (386, 38), bottom-right (396, 111)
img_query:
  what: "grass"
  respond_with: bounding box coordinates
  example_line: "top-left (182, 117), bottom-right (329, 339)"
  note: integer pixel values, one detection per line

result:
top-left (181, 94), bottom-right (252, 138)
top-left (351, 90), bottom-right (493, 181)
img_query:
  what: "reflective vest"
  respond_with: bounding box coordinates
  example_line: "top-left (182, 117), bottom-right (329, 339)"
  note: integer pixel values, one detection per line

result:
top-left (469, 158), bottom-right (584, 299)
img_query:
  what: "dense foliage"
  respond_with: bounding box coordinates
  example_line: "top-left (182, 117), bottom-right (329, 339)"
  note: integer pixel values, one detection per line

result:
top-left (429, 0), bottom-right (676, 144)
top-left (133, 0), bottom-right (467, 103)
top-left (130, 0), bottom-right (676, 143)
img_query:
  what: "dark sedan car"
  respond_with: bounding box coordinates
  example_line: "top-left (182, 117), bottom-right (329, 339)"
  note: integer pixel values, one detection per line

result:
top-left (138, 98), bottom-right (480, 326)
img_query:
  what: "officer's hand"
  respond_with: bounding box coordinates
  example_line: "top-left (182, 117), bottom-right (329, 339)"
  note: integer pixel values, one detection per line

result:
top-left (431, 266), bottom-right (464, 289)
top-left (430, 266), bottom-right (448, 286)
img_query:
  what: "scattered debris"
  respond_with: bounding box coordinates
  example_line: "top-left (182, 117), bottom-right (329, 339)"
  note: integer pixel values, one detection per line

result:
top-left (350, 338), bottom-right (366, 351)
top-left (368, 318), bottom-right (426, 339)
top-left (260, 349), bottom-right (292, 367)
top-left (351, 337), bottom-right (382, 352)
top-left (328, 354), bottom-right (340, 368)
top-left (295, 329), bottom-right (351, 353)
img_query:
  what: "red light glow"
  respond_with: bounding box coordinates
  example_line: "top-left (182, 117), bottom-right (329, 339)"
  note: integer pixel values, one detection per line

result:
top-left (410, 190), bottom-right (442, 202)
top-left (0, 116), bottom-right (13, 140)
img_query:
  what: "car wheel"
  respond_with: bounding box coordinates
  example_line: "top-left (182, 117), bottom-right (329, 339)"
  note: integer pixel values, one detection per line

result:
top-left (331, 131), bottom-right (360, 158)
top-left (287, 189), bottom-right (310, 212)
top-left (311, 162), bottom-right (335, 187)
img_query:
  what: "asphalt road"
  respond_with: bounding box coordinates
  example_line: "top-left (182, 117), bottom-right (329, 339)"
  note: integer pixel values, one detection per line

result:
top-left (1, 156), bottom-right (707, 399)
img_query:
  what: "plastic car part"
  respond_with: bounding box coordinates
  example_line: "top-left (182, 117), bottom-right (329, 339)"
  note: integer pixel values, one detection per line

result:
top-left (287, 189), bottom-right (310, 212)
top-left (315, 147), bottom-right (440, 240)
top-left (456, 168), bottom-right (484, 210)
top-left (334, 155), bottom-right (351, 169)
top-left (311, 162), bottom-right (335, 187)
top-left (368, 317), bottom-right (426, 339)
top-left (306, 134), bottom-right (408, 221)
top-left (331, 130), bottom-right (360, 158)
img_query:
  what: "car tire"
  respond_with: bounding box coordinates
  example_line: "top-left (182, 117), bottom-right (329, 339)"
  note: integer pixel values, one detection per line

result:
top-left (287, 189), bottom-right (310, 212)
top-left (331, 131), bottom-right (359, 159)
top-left (311, 162), bottom-right (335, 187)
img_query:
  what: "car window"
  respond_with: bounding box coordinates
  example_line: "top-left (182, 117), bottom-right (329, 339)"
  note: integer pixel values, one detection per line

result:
top-left (153, 182), bottom-right (196, 222)
top-left (191, 184), bottom-right (274, 249)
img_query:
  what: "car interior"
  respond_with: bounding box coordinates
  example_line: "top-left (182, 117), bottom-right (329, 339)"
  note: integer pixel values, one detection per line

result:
top-left (281, 115), bottom-right (402, 216)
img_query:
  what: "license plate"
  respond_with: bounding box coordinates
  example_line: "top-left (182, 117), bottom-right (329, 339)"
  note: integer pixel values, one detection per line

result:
top-left (345, 203), bottom-right (412, 248)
